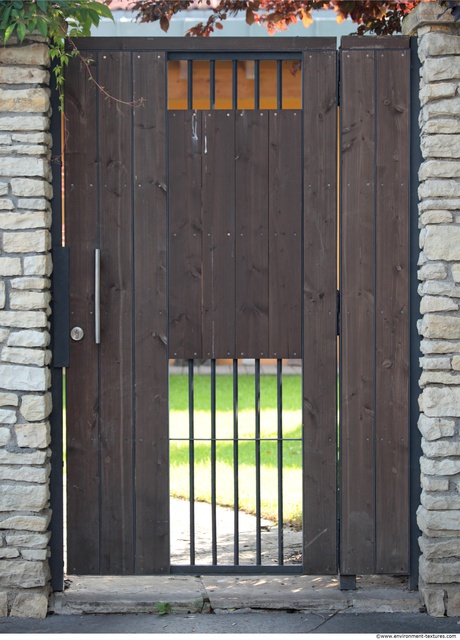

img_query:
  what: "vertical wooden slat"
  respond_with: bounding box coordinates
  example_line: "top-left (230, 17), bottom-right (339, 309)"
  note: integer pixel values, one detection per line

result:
top-left (202, 110), bottom-right (236, 359)
top-left (268, 110), bottom-right (302, 358)
top-left (133, 52), bottom-right (169, 573)
top-left (168, 111), bottom-right (203, 359)
top-left (302, 50), bottom-right (338, 575)
top-left (235, 110), bottom-right (269, 359)
top-left (65, 53), bottom-right (100, 575)
top-left (375, 49), bottom-right (410, 574)
top-left (98, 51), bottom-right (134, 574)
top-left (340, 49), bottom-right (376, 576)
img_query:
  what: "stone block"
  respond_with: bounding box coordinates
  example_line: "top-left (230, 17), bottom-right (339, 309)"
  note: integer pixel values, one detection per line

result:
top-left (0, 427), bottom-right (11, 446)
top-left (0, 311), bottom-right (47, 329)
top-left (3, 230), bottom-right (51, 254)
top-left (10, 591), bottom-right (48, 618)
top-left (420, 314), bottom-right (460, 339)
top-left (420, 338), bottom-right (460, 354)
top-left (0, 591), bottom-right (7, 617)
top-left (419, 179), bottom-right (460, 200)
top-left (419, 280), bottom-right (460, 297)
top-left (421, 476), bottom-right (450, 491)
top-left (420, 370), bottom-right (460, 386)
top-left (0, 43), bottom-right (49, 66)
top-left (421, 490), bottom-right (460, 510)
top-left (424, 118), bottom-right (460, 135)
top-left (424, 226), bottom-right (460, 261)
top-left (0, 484), bottom-right (49, 512)
top-left (0, 67), bottom-right (49, 85)
top-left (418, 32), bottom-right (460, 59)
top-left (2, 347), bottom-right (51, 367)
top-left (422, 134), bottom-right (460, 158)
top-left (423, 57), bottom-right (460, 82)
top-left (417, 262), bottom-right (448, 280)
top-left (0, 393), bottom-right (19, 407)
top-left (23, 255), bottom-right (52, 277)
top-left (0, 560), bottom-right (49, 588)
top-left (0, 512), bottom-right (50, 532)
top-left (10, 278), bottom-right (51, 291)
top-left (5, 533), bottom-right (50, 549)
top-left (17, 198), bottom-right (49, 211)
top-left (419, 356), bottom-right (451, 370)
top-left (12, 133), bottom-right (52, 146)
top-left (420, 585), bottom-right (446, 617)
top-left (420, 160), bottom-right (460, 181)
top-left (20, 394), bottom-right (52, 422)
top-left (0, 281), bottom-right (5, 309)
top-left (419, 535), bottom-right (460, 560)
top-left (10, 178), bottom-right (53, 199)
top-left (0, 212), bottom-right (51, 231)
top-left (0, 409), bottom-right (16, 424)
top-left (0, 182), bottom-right (9, 196)
top-left (0, 465), bottom-right (48, 483)
top-left (420, 296), bottom-right (458, 313)
top-left (0, 548), bottom-right (19, 559)
top-left (420, 556), bottom-right (460, 584)
top-left (0, 157), bottom-right (50, 179)
top-left (418, 414), bottom-right (455, 440)
top-left (20, 549), bottom-right (48, 561)
top-left (0, 258), bottom-right (22, 277)
top-left (0, 116), bottom-right (49, 132)
top-left (0, 449), bottom-right (47, 466)
top-left (447, 590), bottom-right (460, 616)
top-left (0, 328), bottom-right (10, 342)
top-left (7, 330), bottom-right (49, 348)
top-left (420, 83), bottom-right (458, 105)
top-left (16, 422), bottom-right (50, 449)
top-left (421, 454), bottom-right (460, 476)
top-left (418, 505), bottom-right (460, 534)
top-left (10, 291), bottom-right (51, 312)
top-left (424, 437), bottom-right (460, 457)
top-left (0, 198), bottom-right (14, 210)
top-left (0, 363), bottom-right (50, 392)
top-left (0, 88), bottom-right (49, 114)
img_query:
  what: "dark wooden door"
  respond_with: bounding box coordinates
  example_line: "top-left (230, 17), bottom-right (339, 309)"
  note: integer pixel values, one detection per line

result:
top-left (64, 36), bottom-right (410, 577)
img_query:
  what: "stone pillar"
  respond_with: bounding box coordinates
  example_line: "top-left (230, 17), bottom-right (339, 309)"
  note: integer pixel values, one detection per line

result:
top-left (0, 37), bottom-right (52, 618)
top-left (403, 3), bottom-right (460, 618)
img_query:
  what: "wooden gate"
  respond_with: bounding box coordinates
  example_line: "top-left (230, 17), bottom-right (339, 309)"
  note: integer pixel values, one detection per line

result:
top-left (63, 36), bottom-right (410, 578)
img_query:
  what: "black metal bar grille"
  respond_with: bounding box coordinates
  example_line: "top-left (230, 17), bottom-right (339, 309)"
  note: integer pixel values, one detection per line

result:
top-left (169, 358), bottom-right (303, 573)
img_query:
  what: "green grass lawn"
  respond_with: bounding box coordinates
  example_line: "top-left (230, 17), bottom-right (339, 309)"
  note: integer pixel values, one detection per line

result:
top-left (169, 374), bottom-right (303, 528)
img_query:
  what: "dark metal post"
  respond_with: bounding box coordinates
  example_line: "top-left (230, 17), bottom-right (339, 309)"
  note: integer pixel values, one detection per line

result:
top-left (211, 359), bottom-right (217, 564)
top-left (233, 359), bottom-right (239, 564)
top-left (277, 359), bottom-right (284, 564)
top-left (188, 359), bottom-right (195, 564)
top-left (255, 359), bottom-right (261, 564)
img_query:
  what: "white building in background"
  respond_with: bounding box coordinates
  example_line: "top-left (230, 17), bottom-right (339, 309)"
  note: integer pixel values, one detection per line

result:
top-left (92, 1), bottom-right (357, 38)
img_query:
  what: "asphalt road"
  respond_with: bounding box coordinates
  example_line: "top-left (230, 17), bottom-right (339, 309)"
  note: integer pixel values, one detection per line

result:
top-left (1, 610), bottom-right (460, 635)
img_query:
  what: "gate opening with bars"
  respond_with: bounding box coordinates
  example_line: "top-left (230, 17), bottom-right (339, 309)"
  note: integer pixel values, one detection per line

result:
top-left (58, 36), bottom-right (414, 584)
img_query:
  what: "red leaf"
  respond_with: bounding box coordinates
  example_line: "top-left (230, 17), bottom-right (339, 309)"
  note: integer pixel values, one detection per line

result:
top-left (160, 15), bottom-right (170, 32)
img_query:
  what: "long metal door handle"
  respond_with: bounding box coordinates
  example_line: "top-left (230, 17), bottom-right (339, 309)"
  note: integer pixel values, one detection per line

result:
top-left (95, 248), bottom-right (100, 344)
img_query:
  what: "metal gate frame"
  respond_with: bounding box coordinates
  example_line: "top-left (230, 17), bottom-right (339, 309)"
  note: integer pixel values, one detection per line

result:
top-left (49, 35), bottom-right (421, 591)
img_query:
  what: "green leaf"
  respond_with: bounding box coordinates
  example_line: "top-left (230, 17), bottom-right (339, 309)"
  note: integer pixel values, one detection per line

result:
top-left (36, 17), bottom-right (48, 38)
top-left (3, 23), bottom-right (16, 44)
top-left (0, 6), bottom-right (12, 30)
top-left (87, 2), bottom-right (114, 20)
top-left (36, 0), bottom-right (48, 14)
top-left (16, 21), bottom-right (26, 43)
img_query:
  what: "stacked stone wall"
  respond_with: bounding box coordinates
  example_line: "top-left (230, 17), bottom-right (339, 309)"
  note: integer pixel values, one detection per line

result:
top-left (404, 2), bottom-right (460, 618)
top-left (0, 38), bottom-right (53, 619)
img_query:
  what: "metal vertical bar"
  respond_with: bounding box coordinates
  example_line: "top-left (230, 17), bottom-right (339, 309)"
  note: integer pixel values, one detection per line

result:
top-left (188, 359), bottom-right (195, 565)
top-left (210, 59), bottom-right (216, 110)
top-left (187, 59), bottom-right (193, 110)
top-left (277, 359), bottom-right (284, 565)
top-left (233, 359), bottom-right (239, 564)
top-left (211, 359), bottom-right (217, 564)
top-left (254, 59), bottom-right (260, 109)
top-left (277, 59), bottom-right (283, 110)
top-left (255, 358), bottom-right (261, 564)
top-left (232, 60), bottom-right (238, 110)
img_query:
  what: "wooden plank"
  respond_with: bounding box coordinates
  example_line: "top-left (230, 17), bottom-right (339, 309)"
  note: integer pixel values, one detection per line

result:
top-left (302, 51), bottom-right (338, 575)
top-left (65, 53), bottom-right (100, 575)
top-left (168, 110), bottom-right (203, 359)
top-left (202, 111), bottom-right (236, 359)
top-left (72, 37), bottom-right (337, 52)
top-left (98, 51), bottom-right (134, 574)
top-left (268, 110), bottom-right (302, 358)
top-left (235, 110), bottom-right (269, 359)
top-left (375, 50), bottom-right (410, 574)
top-left (340, 49), bottom-right (376, 576)
top-left (133, 52), bottom-right (169, 573)
top-left (341, 36), bottom-right (410, 50)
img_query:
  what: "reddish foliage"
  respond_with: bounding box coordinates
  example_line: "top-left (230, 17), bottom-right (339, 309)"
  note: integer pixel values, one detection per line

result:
top-left (126, 0), bottom-right (424, 36)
